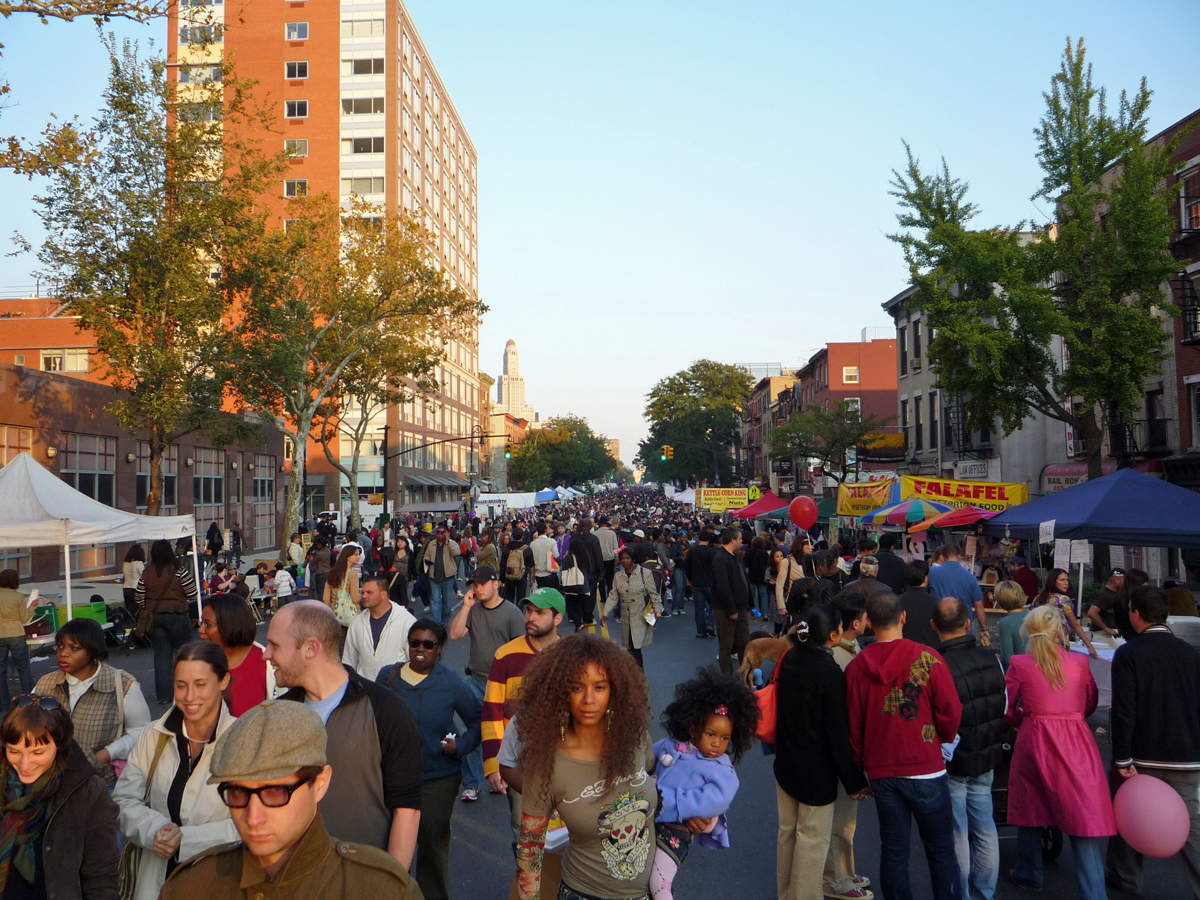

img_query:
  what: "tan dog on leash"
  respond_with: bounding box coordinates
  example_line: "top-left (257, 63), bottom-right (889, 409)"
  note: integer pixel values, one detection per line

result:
top-left (737, 635), bottom-right (791, 687)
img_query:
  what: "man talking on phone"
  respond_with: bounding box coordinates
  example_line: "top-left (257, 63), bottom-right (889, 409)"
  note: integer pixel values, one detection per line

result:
top-left (447, 566), bottom-right (525, 800)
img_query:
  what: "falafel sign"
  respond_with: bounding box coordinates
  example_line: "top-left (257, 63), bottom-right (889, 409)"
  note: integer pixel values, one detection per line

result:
top-left (900, 475), bottom-right (1028, 512)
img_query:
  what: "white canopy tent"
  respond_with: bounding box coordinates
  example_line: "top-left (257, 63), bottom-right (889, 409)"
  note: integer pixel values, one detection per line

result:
top-left (0, 452), bottom-right (199, 620)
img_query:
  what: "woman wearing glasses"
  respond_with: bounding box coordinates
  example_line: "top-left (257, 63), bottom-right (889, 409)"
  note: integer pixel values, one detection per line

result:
top-left (0, 694), bottom-right (119, 898)
top-left (376, 618), bottom-right (481, 900)
top-left (114, 641), bottom-right (238, 900)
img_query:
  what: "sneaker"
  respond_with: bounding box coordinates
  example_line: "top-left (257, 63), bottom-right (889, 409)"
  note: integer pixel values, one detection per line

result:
top-left (823, 888), bottom-right (873, 900)
top-left (458, 788), bottom-right (479, 802)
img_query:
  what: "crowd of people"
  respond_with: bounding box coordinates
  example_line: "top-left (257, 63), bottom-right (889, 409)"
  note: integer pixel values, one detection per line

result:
top-left (0, 485), bottom-right (1198, 900)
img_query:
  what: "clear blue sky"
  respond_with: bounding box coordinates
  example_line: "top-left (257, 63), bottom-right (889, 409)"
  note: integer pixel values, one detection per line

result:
top-left (1, 1), bottom-right (1196, 466)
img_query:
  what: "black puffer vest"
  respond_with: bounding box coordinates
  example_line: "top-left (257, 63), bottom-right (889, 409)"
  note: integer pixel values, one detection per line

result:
top-left (938, 635), bottom-right (1007, 778)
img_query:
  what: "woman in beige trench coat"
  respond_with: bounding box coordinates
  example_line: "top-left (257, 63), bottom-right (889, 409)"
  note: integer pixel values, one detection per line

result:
top-left (605, 547), bottom-right (663, 670)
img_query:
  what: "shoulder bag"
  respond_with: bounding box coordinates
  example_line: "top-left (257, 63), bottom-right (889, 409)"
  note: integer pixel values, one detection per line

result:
top-left (755, 646), bottom-right (791, 744)
top-left (640, 566), bottom-right (658, 627)
top-left (118, 732), bottom-right (171, 900)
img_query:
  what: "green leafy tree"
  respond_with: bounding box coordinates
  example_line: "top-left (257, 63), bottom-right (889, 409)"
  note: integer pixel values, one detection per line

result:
top-left (638, 360), bottom-right (752, 484)
top-left (313, 336), bottom-right (439, 534)
top-left (890, 38), bottom-right (1181, 479)
top-left (506, 416), bottom-right (616, 489)
top-left (233, 197), bottom-right (485, 537)
top-left (28, 38), bottom-right (282, 513)
top-left (771, 400), bottom-right (892, 484)
top-left (2, 1), bottom-right (168, 175)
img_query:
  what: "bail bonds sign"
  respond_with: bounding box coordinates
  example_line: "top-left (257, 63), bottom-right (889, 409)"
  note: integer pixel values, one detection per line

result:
top-left (900, 475), bottom-right (1028, 512)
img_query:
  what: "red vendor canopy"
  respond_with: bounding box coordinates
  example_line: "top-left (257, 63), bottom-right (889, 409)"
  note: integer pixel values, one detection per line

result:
top-left (731, 490), bottom-right (788, 519)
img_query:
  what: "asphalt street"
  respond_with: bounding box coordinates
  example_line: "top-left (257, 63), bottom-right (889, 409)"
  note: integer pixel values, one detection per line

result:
top-left (29, 600), bottom-right (1194, 900)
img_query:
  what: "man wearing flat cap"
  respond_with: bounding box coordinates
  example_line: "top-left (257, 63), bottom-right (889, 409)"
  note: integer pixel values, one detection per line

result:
top-left (161, 700), bottom-right (421, 898)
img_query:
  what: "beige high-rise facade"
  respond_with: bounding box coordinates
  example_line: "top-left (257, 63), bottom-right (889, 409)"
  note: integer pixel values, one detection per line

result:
top-left (169, 0), bottom-right (482, 515)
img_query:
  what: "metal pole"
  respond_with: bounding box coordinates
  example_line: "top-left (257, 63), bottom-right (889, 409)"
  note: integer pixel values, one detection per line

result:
top-left (381, 423), bottom-right (390, 523)
top-left (190, 532), bottom-right (204, 622)
top-left (63, 544), bottom-right (73, 622)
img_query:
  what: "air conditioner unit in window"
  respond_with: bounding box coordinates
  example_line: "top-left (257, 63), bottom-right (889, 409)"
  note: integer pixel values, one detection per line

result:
top-left (911, 358), bottom-right (922, 372)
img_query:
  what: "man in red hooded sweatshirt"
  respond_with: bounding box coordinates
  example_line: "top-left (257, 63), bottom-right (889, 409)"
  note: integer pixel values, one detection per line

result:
top-left (845, 592), bottom-right (963, 900)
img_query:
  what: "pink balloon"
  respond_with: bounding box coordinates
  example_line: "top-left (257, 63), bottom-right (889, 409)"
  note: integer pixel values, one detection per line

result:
top-left (788, 496), bottom-right (818, 530)
top-left (1114, 774), bottom-right (1190, 858)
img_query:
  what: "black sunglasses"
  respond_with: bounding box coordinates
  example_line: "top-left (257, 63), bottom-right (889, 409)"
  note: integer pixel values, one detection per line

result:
top-left (408, 638), bottom-right (440, 650)
top-left (11, 695), bottom-right (62, 712)
top-left (218, 773), bottom-right (316, 809)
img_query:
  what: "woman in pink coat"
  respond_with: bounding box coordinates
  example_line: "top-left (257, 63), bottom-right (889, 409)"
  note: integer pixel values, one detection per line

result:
top-left (1005, 604), bottom-right (1114, 898)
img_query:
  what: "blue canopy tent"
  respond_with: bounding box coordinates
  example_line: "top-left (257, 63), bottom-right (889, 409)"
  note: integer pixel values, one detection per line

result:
top-left (982, 467), bottom-right (1200, 549)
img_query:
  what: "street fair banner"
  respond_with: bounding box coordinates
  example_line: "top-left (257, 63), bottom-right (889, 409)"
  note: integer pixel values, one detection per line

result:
top-left (836, 479), bottom-right (899, 517)
top-left (696, 487), bottom-right (750, 512)
top-left (900, 475), bottom-right (1028, 512)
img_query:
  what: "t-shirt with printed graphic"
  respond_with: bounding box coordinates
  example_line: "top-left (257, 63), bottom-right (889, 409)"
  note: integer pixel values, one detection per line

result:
top-left (524, 742), bottom-right (658, 899)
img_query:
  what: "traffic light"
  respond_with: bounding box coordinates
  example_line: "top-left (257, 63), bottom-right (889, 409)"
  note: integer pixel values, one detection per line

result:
top-left (660, 445), bottom-right (667, 462)
top-left (665, 445), bottom-right (674, 460)
top-left (504, 443), bottom-right (512, 459)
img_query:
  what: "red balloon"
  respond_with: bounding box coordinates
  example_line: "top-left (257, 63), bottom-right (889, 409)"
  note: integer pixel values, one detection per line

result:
top-left (788, 496), bottom-right (818, 530)
top-left (1114, 774), bottom-right (1190, 858)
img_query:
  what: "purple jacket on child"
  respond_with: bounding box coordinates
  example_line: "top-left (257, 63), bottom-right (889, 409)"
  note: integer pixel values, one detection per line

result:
top-left (651, 737), bottom-right (740, 849)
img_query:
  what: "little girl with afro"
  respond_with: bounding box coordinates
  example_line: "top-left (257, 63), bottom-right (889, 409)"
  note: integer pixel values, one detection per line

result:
top-left (649, 666), bottom-right (759, 900)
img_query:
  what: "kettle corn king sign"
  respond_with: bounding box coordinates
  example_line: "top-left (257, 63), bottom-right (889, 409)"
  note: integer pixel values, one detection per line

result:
top-left (836, 479), bottom-right (898, 517)
top-left (696, 488), bottom-right (750, 512)
top-left (901, 476), bottom-right (1028, 512)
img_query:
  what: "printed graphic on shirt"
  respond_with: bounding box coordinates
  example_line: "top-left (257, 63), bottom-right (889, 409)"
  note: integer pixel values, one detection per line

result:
top-left (597, 789), bottom-right (652, 881)
top-left (881, 651), bottom-right (940, 737)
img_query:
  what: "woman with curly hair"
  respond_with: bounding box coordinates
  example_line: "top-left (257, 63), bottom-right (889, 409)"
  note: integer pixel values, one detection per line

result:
top-left (648, 667), bottom-right (758, 899)
top-left (774, 602), bottom-right (870, 900)
top-left (514, 633), bottom-right (658, 900)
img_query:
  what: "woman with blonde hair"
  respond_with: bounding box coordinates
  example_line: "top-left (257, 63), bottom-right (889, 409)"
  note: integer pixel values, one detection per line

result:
top-left (1004, 604), bottom-right (1114, 898)
top-left (992, 580), bottom-right (1031, 667)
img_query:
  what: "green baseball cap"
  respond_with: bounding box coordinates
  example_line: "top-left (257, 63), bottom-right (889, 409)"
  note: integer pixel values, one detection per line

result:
top-left (527, 586), bottom-right (565, 615)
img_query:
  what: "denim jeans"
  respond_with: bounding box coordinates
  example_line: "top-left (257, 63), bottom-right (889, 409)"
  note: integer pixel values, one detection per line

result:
top-left (460, 676), bottom-right (486, 792)
top-left (1015, 826), bottom-right (1106, 900)
top-left (693, 586), bottom-right (714, 636)
top-left (871, 775), bottom-right (960, 900)
top-left (151, 612), bottom-right (195, 702)
top-left (309, 571), bottom-right (327, 604)
top-left (948, 771), bottom-right (998, 900)
top-left (0, 635), bottom-right (32, 713)
top-left (750, 581), bottom-right (770, 614)
top-left (430, 578), bottom-right (457, 625)
top-left (670, 568), bottom-right (685, 612)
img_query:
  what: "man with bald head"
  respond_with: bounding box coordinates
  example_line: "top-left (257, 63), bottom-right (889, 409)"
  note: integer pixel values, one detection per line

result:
top-left (264, 600), bottom-right (423, 867)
